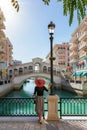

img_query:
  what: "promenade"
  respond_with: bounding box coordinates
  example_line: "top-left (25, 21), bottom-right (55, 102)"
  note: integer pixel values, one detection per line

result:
top-left (0, 117), bottom-right (87, 130)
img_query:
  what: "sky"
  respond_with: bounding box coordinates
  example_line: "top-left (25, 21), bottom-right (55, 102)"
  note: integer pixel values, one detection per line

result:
top-left (0, 0), bottom-right (79, 63)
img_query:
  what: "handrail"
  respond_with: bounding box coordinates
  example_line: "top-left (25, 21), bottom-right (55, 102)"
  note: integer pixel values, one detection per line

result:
top-left (0, 97), bottom-right (87, 118)
top-left (59, 98), bottom-right (87, 117)
top-left (0, 97), bottom-right (48, 116)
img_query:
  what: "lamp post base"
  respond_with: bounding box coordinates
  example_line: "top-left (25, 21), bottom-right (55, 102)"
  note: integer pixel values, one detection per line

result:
top-left (46, 95), bottom-right (59, 121)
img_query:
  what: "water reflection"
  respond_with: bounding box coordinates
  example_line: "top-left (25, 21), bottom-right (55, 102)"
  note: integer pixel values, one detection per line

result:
top-left (6, 78), bottom-right (50, 98)
top-left (23, 79), bottom-right (35, 95)
top-left (6, 78), bottom-right (79, 98)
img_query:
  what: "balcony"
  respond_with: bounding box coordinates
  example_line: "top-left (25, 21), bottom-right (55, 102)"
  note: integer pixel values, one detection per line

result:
top-left (79, 42), bottom-right (87, 51)
top-left (70, 59), bottom-right (77, 63)
top-left (0, 59), bottom-right (4, 63)
top-left (0, 48), bottom-right (4, 53)
top-left (0, 22), bottom-right (5, 29)
top-left (0, 39), bottom-right (5, 45)
top-left (79, 52), bottom-right (87, 58)
top-left (70, 36), bottom-right (77, 43)
top-left (79, 31), bottom-right (87, 41)
top-left (69, 52), bottom-right (73, 57)
top-left (70, 51), bottom-right (78, 58)
top-left (0, 31), bottom-right (5, 37)
top-left (70, 44), bottom-right (78, 50)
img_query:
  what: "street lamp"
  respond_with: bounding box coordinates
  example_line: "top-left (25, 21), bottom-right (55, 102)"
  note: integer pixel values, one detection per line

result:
top-left (48, 21), bottom-right (55, 95)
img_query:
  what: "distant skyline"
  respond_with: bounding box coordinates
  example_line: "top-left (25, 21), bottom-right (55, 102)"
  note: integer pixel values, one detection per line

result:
top-left (0, 0), bottom-right (79, 63)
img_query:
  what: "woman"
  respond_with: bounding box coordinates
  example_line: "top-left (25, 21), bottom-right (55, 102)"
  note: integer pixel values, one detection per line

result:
top-left (33, 78), bottom-right (50, 124)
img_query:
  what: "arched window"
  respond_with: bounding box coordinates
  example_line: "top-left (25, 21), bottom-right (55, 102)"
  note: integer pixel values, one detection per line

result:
top-left (9, 70), bottom-right (13, 74)
top-left (34, 63), bottom-right (40, 72)
top-left (24, 67), bottom-right (27, 73)
top-left (43, 66), bottom-right (47, 73)
top-left (14, 68), bottom-right (18, 76)
top-left (19, 68), bottom-right (23, 74)
top-left (53, 69), bottom-right (56, 75)
top-left (29, 66), bottom-right (33, 72)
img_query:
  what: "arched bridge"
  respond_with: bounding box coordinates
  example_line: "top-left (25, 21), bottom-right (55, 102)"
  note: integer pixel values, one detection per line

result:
top-left (8, 58), bottom-right (65, 88)
top-left (13, 71), bottom-right (62, 89)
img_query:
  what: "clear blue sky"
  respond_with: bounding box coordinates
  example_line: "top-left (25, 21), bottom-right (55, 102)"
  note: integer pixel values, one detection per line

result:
top-left (0, 0), bottom-right (78, 63)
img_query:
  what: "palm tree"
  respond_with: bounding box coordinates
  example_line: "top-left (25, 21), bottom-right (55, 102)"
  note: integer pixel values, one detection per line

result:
top-left (11, 0), bottom-right (87, 25)
top-left (43, 0), bottom-right (87, 25)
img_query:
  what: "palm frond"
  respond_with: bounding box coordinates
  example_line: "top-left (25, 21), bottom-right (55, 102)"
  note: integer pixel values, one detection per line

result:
top-left (57, 0), bottom-right (87, 25)
top-left (11, 0), bottom-right (19, 12)
top-left (42, 0), bottom-right (50, 5)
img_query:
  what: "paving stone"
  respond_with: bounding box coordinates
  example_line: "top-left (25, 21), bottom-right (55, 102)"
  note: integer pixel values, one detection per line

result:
top-left (0, 118), bottom-right (87, 130)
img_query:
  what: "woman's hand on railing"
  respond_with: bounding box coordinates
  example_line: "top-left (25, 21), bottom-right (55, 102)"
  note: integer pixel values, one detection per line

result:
top-left (32, 94), bottom-right (36, 98)
top-left (48, 83), bottom-right (52, 91)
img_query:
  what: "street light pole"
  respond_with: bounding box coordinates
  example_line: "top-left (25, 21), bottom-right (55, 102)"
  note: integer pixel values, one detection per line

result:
top-left (48, 21), bottom-right (55, 95)
top-left (50, 34), bottom-right (54, 95)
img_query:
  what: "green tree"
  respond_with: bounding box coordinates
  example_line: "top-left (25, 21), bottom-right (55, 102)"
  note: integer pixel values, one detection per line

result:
top-left (11, 0), bottom-right (19, 12)
top-left (43, 0), bottom-right (87, 25)
top-left (11, 0), bottom-right (87, 25)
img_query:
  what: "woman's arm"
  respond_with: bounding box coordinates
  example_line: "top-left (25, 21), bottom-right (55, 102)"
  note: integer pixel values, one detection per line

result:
top-left (34, 86), bottom-right (37, 95)
top-left (44, 83), bottom-right (52, 91)
top-left (48, 83), bottom-right (52, 91)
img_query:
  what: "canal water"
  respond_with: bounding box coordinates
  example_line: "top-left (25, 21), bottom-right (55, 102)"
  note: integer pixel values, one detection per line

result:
top-left (6, 78), bottom-right (78, 98)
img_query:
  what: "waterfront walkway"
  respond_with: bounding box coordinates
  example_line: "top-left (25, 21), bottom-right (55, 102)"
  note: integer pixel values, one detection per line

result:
top-left (0, 117), bottom-right (87, 130)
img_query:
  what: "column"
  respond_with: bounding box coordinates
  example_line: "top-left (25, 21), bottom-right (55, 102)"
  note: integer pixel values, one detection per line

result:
top-left (46, 95), bottom-right (59, 121)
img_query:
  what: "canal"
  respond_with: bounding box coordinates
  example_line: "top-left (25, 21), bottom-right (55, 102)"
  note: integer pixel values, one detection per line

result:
top-left (1, 78), bottom-right (87, 117)
top-left (6, 78), bottom-right (78, 98)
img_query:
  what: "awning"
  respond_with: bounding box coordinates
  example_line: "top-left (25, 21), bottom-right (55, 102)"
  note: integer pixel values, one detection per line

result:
top-left (72, 73), bottom-right (75, 76)
top-left (76, 72), bottom-right (83, 76)
top-left (72, 73), bottom-right (76, 76)
top-left (72, 72), bottom-right (83, 76)
top-left (77, 61), bottom-right (84, 66)
top-left (82, 72), bottom-right (87, 76)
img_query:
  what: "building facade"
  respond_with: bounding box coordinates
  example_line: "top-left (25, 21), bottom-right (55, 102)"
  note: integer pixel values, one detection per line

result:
top-left (0, 8), bottom-right (13, 79)
top-left (45, 43), bottom-right (70, 72)
top-left (70, 16), bottom-right (87, 81)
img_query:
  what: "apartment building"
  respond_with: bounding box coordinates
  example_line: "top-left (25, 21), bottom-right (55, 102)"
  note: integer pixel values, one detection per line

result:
top-left (70, 16), bottom-right (87, 80)
top-left (45, 43), bottom-right (70, 71)
top-left (3, 38), bottom-right (13, 67)
top-left (0, 8), bottom-right (13, 79)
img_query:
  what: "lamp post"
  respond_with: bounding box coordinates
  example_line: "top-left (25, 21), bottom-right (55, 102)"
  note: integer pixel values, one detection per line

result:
top-left (48, 21), bottom-right (55, 95)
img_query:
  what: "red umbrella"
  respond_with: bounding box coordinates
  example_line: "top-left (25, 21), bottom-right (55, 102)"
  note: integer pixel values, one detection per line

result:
top-left (35, 79), bottom-right (45, 87)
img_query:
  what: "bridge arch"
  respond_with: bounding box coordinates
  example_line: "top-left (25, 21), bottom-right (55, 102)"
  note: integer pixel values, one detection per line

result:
top-left (13, 72), bottom-right (62, 89)
top-left (34, 62), bottom-right (41, 72)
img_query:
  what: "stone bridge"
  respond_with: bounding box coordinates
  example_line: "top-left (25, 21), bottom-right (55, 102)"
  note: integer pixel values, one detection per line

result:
top-left (8, 58), bottom-right (65, 88)
top-left (13, 71), bottom-right (62, 89)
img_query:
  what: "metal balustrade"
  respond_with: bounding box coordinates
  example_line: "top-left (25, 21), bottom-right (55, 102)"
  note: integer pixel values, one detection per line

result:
top-left (0, 98), bottom-right (37, 116)
top-left (60, 98), bottom-right (87, 118)
top-left (0, 97), bottom-right (48, 117)
top-left (0, 97), bottom-right (87, 118)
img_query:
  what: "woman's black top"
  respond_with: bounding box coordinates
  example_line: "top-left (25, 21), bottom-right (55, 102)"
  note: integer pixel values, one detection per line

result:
top-left (34, 86), bottom-right (48, 96)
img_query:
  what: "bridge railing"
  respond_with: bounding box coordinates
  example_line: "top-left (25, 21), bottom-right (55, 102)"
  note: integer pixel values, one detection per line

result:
top-left (0, 97), bottom-right (87, 119)
top-left (13, 70), bottom-right (61, 78)
top-left (59, 98), bottom-right (87, 118)
top-left (0, 97), bottom-right (47, 117)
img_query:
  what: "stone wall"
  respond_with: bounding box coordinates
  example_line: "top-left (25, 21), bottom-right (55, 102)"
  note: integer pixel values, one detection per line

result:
top-left (61, 79), bottom-right (87, 96)
top-left (0, 83), bottom-right (13, 97)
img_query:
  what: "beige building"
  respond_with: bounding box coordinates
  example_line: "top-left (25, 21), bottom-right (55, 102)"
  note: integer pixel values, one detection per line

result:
top-left (70, 16), bottom-right (87, 80)
top-left (0, 8), bottom-right (13, 79)
top-left (45, 43), bottom-right (70, 71)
